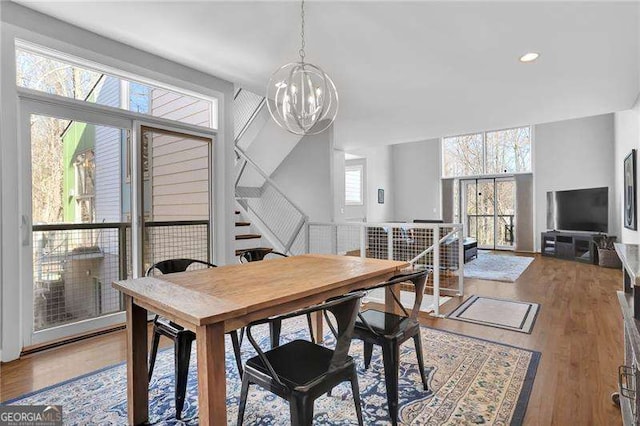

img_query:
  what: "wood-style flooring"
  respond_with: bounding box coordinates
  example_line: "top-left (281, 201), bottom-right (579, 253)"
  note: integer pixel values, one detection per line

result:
top-left (0, 254), bottom-right (624, 425)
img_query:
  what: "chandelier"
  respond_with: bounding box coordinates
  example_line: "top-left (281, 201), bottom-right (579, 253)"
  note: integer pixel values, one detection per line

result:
top-left (266, 0), bottom-right (338, 136)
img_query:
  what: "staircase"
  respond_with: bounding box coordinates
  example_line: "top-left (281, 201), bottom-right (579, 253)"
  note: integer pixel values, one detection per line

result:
top-left (233, 89), bottom-right (309, 257)
top-left (234, 210), bottom-right (269, 256)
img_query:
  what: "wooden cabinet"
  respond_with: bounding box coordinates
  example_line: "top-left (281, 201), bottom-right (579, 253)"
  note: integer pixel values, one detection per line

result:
top-left (614, 243), bottom-right (640, 425)
top-left (541, 231), bottom-right (611, 264)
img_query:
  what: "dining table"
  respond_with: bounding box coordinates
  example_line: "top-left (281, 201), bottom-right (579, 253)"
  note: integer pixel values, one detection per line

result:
top-left (112, 253), bottom-right (409, 425)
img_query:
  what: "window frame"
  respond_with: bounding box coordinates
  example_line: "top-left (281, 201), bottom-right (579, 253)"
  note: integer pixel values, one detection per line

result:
top-left (441, 125), bottom-right (533, 179)
top-left (345, 164), bottom-right (364, 206)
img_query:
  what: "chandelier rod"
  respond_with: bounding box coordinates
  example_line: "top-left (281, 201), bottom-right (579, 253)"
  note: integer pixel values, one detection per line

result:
top-left (299, 0), bottom-right (306, 62)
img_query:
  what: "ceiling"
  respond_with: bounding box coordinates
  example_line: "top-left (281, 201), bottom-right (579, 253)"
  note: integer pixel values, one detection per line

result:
top-left (14, 1), bottom-right (640, 149)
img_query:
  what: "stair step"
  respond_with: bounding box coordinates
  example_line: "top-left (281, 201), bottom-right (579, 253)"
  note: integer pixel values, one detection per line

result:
top-left (236, 233), bottom-right (261, 240)
top-left (236, 247), bottom-right (273, 256)
top-left (235, 221), bottom-right (251, 227)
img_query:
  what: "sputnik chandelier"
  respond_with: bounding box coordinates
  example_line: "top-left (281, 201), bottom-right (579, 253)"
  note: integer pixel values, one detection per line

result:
top-left (266, 0), bottom-right (338, 136)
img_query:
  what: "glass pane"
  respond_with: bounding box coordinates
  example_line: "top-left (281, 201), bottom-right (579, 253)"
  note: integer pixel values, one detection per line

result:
top-left (496, 179), bottom-right (516, 248)
top-left (477, 179), bottom-right (495, 215)
top-left (31, 115), bottom-right (128, 332)
top-left (142, 128), bottom-right (211, 274)
top-left (461, 180), bottom-right (476, 240)
top-left (17, 46), bottom-right (213, 128)
top-left (476, 216), bottom-right (495, 249)
top-left (485, 127), bottom-right (532, 174)
top-left (442, 133), bottom-right (484, 177)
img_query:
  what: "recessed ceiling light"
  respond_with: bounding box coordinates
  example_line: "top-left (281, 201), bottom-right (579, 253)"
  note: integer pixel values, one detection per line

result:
top-left (519, 52), bottom-right (540, 63)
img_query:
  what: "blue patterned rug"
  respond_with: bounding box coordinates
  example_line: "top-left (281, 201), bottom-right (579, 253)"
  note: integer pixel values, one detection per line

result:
top-left (4, 319), bottom-right (540, 425)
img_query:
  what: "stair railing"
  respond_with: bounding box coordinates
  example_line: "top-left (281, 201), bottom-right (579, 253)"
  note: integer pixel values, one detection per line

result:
top-left (234, 88), bottom-right (266, 143)
top-left (234, 146), bottom-right (308, 255)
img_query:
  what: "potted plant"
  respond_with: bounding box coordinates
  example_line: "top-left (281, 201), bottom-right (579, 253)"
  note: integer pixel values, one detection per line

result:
top-left (595, 235), bottom-right (622, 268)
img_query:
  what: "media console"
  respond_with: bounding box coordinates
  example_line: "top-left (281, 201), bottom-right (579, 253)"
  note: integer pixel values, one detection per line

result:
top-left (541, 231), bottom-right (614, 264)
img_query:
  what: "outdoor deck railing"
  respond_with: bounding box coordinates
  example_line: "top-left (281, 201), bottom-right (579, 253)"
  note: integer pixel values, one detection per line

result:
top-left (32, 220), bottom-right (209, 331)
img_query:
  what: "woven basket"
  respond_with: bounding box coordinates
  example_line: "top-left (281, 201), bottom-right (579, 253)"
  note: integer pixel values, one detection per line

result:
top-left (598, 248), bottom-right (622, 268)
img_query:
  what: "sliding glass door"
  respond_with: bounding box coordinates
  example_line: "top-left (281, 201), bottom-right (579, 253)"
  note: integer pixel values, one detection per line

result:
top-left (23, 107), bottom-right (132, 346)
top-left (21, 105), bottom-right (214, 347)
top-left (461, 177), bottom-right (516, 250)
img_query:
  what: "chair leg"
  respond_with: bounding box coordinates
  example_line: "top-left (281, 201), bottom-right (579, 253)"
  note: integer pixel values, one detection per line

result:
top-left (174, 334), bottom-right (193, 420)
top-left (270, 318), bottom-right (282, 349)
top-left (230, 330), bottom-right (243, 377)
top-left (239, 327), bottom-right (245, 346)
top-left (290, 394), bottom-right (314, 426)
top-left (381, 341), bottom-right (400, 426)
top-left (306, 313), bottom-right (315, 344)
top-left (237, 373), bottom-right (251, 426)
top-left (148, 329), bottom-right (161, 382)
top-left (363, 341), bottom-right (374, 370)
top-left (413, 332), bottom-right (429, 391)
top-left (350, 366), bottom-right (365, 426)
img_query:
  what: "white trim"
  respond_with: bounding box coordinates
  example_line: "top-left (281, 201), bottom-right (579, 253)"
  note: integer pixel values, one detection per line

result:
top-left (31, 312), bottom-right (125, 346)
top-left (18, 88), bottom-right (215, 137)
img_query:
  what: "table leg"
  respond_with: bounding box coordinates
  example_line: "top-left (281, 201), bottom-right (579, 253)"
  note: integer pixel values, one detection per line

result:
top-left (125, 295), bottom-right (148, 425)
top-left (196, 322), bottom-right (227, 425)
top-left (312, 311), bottom-right (324, 343)
top-left (385, 283), bottom-right (401, 315)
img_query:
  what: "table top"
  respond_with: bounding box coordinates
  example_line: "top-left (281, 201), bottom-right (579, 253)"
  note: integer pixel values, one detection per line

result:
top-left (615, 243), bottom-right (639, 284)
top-left (113, 254), bottom-right (408, 326)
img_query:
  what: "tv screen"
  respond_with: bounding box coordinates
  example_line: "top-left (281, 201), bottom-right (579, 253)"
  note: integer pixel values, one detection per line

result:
top-left (553, 187), bottom-right (608, 233)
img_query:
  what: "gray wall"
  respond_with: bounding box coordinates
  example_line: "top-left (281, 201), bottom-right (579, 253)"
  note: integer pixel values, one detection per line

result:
top-left (614, 97), bottom-right (640, 244)
top-left (391, 139), bottom-right (441, 222)
top-left (533, 114), bottom-right (616, 251)
top-left (271, 130), bottom-right (333, 222)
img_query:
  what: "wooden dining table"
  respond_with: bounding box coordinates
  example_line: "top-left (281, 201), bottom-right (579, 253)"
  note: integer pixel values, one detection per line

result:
top-left (112, 253), bottom-right (408, 425)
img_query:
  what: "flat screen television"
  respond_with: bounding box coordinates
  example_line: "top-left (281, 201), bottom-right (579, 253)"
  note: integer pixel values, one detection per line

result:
top-left (550, 187), bottom-right (609, 233)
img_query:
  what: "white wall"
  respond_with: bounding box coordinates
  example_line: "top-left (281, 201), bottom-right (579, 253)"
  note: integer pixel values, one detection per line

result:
top-left (271, 129), bottom-right (333, 222)
top-left (534, 114), bottom-right (616, 251)
top-left (615, 97), bottom-right (640, 244)
top-left (350, 146), bottom-right (394, 222)
top-left (391, 139), bottom-right (441, 222)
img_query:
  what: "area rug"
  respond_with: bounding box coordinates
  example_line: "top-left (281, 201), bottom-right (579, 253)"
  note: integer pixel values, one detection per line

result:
top-left (4, 319), bottom-right (540, 425)
top-left (447, 295), bottom-right (540, 334)
top-left (463, 253), bottom-right (534, 282)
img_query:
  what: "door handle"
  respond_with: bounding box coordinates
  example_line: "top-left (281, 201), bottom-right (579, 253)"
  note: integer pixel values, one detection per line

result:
top-left (618, 365), bottom-right (636, 400)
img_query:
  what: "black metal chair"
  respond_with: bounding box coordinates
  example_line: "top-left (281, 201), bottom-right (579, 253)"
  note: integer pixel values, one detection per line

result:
top-left (238, 247), bottom-right (287, 263)
top-left (352, 270), bottom-right (431, 426)
top-left (238, 249), bottom-right (315, 349)
top-left (237, 292), bottom-right (366, 426)
top-left (146, 258), bottom-right (243, 420)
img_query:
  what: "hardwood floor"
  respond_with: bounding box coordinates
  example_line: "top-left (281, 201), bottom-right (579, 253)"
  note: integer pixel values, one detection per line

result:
top-left (0, 254), bottom-right (624, 425)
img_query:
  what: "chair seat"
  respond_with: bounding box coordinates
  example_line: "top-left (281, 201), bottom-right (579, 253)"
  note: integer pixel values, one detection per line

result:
top-left (155, 316), bottom-right (194, 340)
top-left (246, 339), bottom-right (353, 389)
top-left (354, 309), bottom-right (418, 338)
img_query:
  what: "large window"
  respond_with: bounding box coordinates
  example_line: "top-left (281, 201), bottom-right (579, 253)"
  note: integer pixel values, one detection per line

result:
top-left (442, 126), bottom-right (532, 178)
top-left (345, 165), bottom-right (364, 205)
top-left (16, 44), bottom-right (214, 128)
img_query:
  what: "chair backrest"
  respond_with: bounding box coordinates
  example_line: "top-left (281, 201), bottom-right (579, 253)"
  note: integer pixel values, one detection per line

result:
top-left (245, 291), bottom-right (364, 386)
top-left (365, 269), bottom-right (429, 322)
top-left (238, 248), bottom-right (287, 263)
top-left (145, 258), bottom-right (216, 276)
